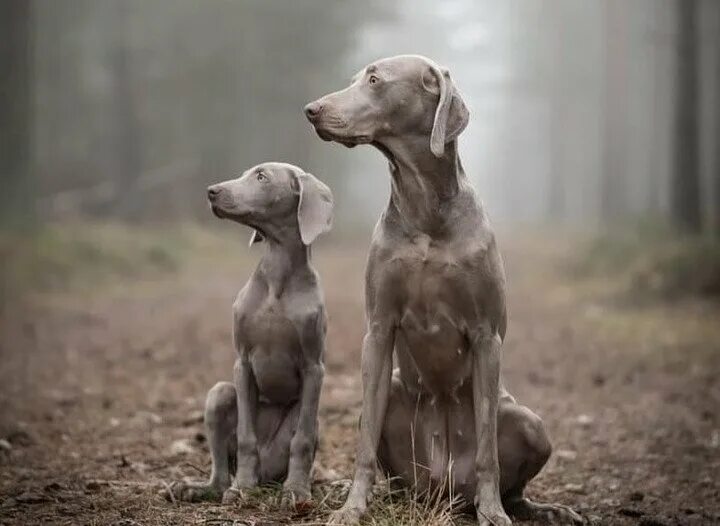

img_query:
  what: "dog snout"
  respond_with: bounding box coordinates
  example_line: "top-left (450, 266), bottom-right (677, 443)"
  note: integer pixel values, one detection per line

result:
top-left (304, 101), bottom-right (323, 121)
top-left (207, 185), bottom-right (222, 201)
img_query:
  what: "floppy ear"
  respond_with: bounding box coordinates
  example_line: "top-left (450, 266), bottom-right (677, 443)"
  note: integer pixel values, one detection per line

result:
top-left (248, 229), bottom-right (264, 247)
top-left (296, 172), bottom-right (334, 245)
top-left (423, 65), bottom-right (470, 157)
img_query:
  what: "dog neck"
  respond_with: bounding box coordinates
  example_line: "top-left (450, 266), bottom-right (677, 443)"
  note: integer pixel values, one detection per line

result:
top-left (374, 134), bottom-right (463, 236)
top-left (255, 225), bottom-right (311, 293)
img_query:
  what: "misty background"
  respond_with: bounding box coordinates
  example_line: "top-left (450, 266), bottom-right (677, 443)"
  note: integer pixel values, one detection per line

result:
top-left (2, 0), bottom-right (719, 235)
top-left (1, 4), bottom-right (720, 524)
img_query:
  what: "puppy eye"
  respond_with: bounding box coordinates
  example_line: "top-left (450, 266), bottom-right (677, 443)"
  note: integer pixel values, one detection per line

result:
top-left (256, 172), bottom-right (266, 181)
top-left (368, 75), bottom-right (379, 85)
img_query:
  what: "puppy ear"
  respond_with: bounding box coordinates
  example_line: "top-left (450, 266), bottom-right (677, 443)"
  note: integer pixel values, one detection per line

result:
top-left (248, 229), bottom-right (264, 247)
top-left (422, 65), bottom-right (469, 157)
top-left (296, 172), bottom-right (334, 245)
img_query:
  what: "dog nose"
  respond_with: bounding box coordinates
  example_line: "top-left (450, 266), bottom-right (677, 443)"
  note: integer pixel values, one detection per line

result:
top-left (304, 101), bottom-right (323, 121)
top-left (207, 186), bottom-right (221, 201)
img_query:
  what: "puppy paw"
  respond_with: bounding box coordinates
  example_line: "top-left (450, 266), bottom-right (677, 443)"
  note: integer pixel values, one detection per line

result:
top-left (160, 481), bottom-right (223, 503)
top-left (221, 486), bottom-right (254, 507)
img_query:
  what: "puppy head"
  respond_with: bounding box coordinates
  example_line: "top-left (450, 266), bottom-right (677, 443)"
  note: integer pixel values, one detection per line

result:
top-left (207, 162), bottom-right (333, 246)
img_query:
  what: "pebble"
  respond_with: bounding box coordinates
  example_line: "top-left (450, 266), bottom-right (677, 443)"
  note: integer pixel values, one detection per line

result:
top-left (170, 438), bottom-right (195, 455)
top-left (576, 414), bottom-right (594, 427)
top-left (555, 449), bottom-right (577, 461)
top-left (182, 410), bottom-right (204, 426)
top-left (564, 482), bottom-right (584, 493)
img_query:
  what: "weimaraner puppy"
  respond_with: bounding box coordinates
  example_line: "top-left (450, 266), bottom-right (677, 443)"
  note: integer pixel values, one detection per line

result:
top-left (305, 55), bottom-right (582, 525)
top-left (165, 162), bottom-right (333, 508)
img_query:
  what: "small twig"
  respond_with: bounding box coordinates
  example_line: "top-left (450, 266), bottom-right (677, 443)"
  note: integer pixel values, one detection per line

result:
top-left (160, 480), bottom-right (177, 506)
top-left (87, 479), bottom-right (158, 488)
top-left (201, 520), bottom-right (249, 525)
top-left (183, 461), bottom-right (209, 476)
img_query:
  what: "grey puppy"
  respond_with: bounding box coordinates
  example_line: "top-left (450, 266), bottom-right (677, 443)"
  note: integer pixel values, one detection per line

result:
top-left (305, 55), bottom-right (581, 525)
top-left (165, 162), bottom-right (333, 508)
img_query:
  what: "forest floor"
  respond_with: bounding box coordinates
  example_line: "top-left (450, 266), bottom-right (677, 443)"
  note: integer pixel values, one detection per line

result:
top-left (1, 227), bottom-right (719, 526)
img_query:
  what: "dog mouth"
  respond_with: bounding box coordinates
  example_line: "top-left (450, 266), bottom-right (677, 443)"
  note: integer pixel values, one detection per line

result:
top-left (210, 203), bottom-right (226, 219)
top-left (209, 202), bottom-right (255, 227)
top-left (314, 127), bottom-right (372, 148)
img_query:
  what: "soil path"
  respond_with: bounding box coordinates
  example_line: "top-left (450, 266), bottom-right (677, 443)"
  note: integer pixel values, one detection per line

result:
top-left (1, 236), bottom-right (718, 525)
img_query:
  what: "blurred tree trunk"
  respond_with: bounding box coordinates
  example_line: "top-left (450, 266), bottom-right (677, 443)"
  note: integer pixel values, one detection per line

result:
top-left (547, 2), bottom-right (566, 222)
top-left (547, 105), bottom-right (566, 221)
top-left (601, 0), bottom-right (628, 221)
top-left (109, 1), bottom-right (143, 221)
top-left (672, 0), bottom-right (701, 232)
top-left (715, 0), bottom-right (720, 237)
top-left (0, 0), bottom-right (33, 230)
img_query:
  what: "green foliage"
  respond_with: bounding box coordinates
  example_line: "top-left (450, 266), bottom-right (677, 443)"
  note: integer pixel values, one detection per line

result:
top-left (572, 221), bottom-right (720, 300)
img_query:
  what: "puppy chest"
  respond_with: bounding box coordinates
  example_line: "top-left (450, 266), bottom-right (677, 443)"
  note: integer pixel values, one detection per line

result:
top-left (240, 302), bottom-right (299, 349)
top-left (239, 304), bottom-right (304, 403)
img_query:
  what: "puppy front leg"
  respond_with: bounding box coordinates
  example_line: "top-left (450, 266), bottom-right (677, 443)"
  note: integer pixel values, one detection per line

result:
top-left (281, 361), bottom-right (323, 507)
top-left (282, 309), bottom-right (325, 507)
top-left (222, 355), bottom-right (260, 505)
top-left (329, 323), bottom-right (394, 525)
top-left (472, 332), bottom-right (511, 526)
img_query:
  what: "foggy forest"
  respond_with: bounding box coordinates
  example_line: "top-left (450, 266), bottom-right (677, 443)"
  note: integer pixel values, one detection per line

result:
top-left (1, 1), bottom-right (719, 525)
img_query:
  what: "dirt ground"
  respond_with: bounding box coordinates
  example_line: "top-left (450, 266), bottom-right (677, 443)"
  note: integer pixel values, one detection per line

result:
top-left (1, 233), bottom-right (719, 525)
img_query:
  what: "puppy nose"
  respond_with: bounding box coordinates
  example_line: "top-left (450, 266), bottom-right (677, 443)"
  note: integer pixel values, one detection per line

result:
top-left (304, 101), bottom-right (323, 121)
top-left (207, 186), bottom-right (221, 201)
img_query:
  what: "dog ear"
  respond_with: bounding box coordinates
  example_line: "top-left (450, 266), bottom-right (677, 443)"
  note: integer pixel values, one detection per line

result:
top-left (296, 172), bottom-right (333, 245)
top-left (248, 229), bottom-right (264, 247)
top-left (423, 64), bottom-right (469, 157)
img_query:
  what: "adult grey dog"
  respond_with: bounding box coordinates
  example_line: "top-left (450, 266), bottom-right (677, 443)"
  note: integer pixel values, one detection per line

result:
top-left (304, 56), bottom-right (582, 525)
top-left (164, 162), bottom-right (333, 508)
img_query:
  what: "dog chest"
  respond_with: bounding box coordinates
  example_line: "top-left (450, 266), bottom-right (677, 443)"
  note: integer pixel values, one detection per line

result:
top-left (383, 237), bottom-right (491, 395)
top-left (387, 238), bottom-right (481, 316)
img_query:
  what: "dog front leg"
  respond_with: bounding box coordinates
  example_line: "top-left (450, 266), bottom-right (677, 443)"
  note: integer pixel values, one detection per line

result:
top-left (472, 332), bottom-right (512, 526)
top-left (329, 323), bottom-right (394, 525)
top-left (222, 355), bottom-right (260, 505)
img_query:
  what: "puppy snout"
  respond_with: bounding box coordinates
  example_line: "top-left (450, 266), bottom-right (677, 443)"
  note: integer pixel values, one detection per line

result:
top-left (207, 185), bottom-right (221, 201)
top-left (304, 101), bottom-right (323, 121)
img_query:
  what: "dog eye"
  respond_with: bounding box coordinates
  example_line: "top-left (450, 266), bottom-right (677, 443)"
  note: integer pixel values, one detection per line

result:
top-left (368, 75), bottom-right (379, 85)
top-left (256, 172), bottom-right (266, 181)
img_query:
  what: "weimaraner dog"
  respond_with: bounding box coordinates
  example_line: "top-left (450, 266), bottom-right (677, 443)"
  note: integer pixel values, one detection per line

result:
top-left (305, 55), bottom-right (582, 525)
top-left (165, 162), bottom-right (333, 507)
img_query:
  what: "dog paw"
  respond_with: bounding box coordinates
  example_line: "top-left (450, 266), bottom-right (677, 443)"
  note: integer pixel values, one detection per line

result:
top-left (505, 496), bottom-right (584, 525)
top-left (326, 505), bottom-right (364, 526)
top-left (280, 483), bottom-right (312, 510)
top-left (534, 504), bottom-right (584, 525)
top-left (477, 503), bottom-right (512, 526)
top-left (221, 486), bottom-right (254, 507)
top-left (160, 481), bottom-right (223, 503)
